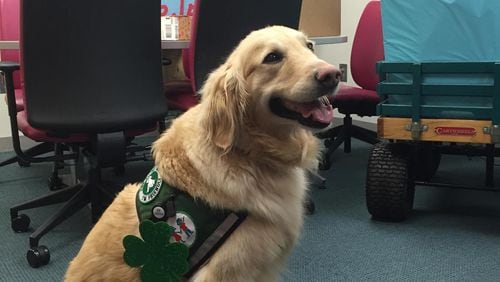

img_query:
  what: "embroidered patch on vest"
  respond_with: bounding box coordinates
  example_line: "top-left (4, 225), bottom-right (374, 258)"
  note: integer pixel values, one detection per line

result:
top-left (168, 212), bottom-right (196, 247)
top-left (138, 167), bottom-right (163, 204)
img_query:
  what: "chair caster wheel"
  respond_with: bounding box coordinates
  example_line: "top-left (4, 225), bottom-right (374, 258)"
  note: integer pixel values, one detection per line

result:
top-left (304, 198), bottom-right (316, 215)
top-left (324, 138), bottom-right (333, 147)
top-left (48, 175), bottom-right (66, 191)
top-left (11, 214), bottom-right (30, 233)
top-left (18, 159), bottom-right (30, 167)
top-left (27, 246), bottom-right (50, 268)
top-left (319, 158), bottom-right (331, 171)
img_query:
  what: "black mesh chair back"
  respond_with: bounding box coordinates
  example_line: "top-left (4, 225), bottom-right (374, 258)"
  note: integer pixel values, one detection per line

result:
top-left (191, 0), bottom-right (302, 91)
top-left (21, 0), bottom-right (167, 133)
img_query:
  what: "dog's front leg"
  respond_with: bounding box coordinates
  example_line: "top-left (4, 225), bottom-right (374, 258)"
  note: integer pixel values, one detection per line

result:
top-left (190, 215), bottom-right (297, 282)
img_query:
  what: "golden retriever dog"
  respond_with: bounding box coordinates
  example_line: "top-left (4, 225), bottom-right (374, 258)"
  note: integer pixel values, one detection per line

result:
top-left (65, 25), bottom-right (340, 282)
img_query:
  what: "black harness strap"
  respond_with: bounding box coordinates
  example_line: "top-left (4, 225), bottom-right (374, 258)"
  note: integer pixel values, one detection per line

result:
top-left (185, 212), bottom-right (247, 277)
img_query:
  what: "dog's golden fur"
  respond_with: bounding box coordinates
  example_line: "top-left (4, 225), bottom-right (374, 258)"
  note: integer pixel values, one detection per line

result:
top-left (65, 26), bottom-right (338, 282)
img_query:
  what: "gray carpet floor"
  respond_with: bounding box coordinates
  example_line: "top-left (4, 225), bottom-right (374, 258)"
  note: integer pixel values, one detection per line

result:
top-left (1, 139), bottom-right (500, 281)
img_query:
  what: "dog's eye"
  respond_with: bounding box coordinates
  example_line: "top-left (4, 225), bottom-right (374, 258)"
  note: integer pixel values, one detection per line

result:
top-left (263, 52), bottom-right (283, 64)
top-left (307, 42), bottom-right (314, 51)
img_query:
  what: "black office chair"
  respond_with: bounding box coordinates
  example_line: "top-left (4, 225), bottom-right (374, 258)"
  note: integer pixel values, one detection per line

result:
top-left (188, 0), bottom-right (302, 92)
top-left (2, 0), bottom-right (166, 268)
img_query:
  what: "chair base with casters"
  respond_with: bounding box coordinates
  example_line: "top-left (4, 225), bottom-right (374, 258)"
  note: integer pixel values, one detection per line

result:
top-left (10, 132), bottom-right (131, 268)
top-left (319, 114), bottom-right (380, 170)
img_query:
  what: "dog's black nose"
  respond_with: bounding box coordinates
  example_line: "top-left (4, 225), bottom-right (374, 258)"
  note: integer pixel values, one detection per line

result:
top-left (315, 63), bottom-right (341, 88)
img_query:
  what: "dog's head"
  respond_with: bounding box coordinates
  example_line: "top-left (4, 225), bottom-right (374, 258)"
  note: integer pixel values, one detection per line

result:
top-left (200, 26), bottom-right (340, 152)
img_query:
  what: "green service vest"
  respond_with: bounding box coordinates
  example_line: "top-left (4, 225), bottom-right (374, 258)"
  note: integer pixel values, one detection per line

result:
top-left (135, 167), bottom-right (246, 276)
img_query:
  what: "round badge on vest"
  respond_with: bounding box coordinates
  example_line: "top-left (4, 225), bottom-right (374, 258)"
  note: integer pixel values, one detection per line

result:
top-left (167, 212), bottom-right (196, 247)
top-left (139, 168), bottom-right (163, 204)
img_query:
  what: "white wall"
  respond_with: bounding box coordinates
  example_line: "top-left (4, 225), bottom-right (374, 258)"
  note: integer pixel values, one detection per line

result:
top-left (0, 0), bottom-right (375, 138)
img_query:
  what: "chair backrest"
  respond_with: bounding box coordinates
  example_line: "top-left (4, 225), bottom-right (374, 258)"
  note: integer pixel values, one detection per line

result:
top-left (187, 0), bottom-right (303, 92)
top-left (20, 0), bottom-right (166, 133)
top-left (350, 0), bottom-right (384, 91)
top-left (0, 0), bottom-right (21, 89)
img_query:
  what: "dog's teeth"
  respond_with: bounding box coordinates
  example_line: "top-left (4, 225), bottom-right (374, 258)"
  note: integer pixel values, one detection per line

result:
top-left (319, 96), bottom-right (330, 107)
top-left (318, 97), bottom-right (325, 106)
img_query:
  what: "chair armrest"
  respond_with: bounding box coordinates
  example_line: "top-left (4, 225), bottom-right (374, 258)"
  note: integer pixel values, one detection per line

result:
top-left (0, 61), bottom-right (20, 73)
top-left (0, 61), bottom-right (20, 115)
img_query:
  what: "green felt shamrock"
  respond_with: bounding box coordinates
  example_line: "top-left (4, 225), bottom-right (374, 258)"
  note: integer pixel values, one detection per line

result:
top-left (123, 220), bottom-right (189, 282)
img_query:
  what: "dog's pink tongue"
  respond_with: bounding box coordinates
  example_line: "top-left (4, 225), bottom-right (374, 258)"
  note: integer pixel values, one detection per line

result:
top-left (308, 104), bottom-right (334, 124)
top-left (284, 100), bottom-right (334, 124)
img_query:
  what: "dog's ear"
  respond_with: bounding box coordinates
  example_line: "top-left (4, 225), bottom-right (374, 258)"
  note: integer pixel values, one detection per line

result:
top-left (201, 63), bottom-right (247, 152)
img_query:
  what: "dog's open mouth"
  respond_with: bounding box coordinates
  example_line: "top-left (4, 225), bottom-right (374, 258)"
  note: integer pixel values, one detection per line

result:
top-left (269, 96), bottom-right (334, 128)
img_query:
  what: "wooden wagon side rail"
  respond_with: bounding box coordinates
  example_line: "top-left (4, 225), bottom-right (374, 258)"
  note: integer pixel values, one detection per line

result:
top-left (378, 117), bottom-right (493, 143)
top-left (376, 61), bottom-right (500, 142)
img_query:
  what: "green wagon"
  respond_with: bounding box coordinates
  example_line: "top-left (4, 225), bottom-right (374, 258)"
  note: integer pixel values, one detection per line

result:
top-left (366, 61), bottom-right (500, 221)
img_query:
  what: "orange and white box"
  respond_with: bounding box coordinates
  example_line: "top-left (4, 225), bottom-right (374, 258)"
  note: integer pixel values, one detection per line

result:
top-left (162, 16), bottom-right (178, 40)
top-left (161, 16), bottom-right (191, 40)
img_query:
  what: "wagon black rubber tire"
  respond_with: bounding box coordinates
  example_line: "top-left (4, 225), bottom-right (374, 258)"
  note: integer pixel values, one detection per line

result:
top-left (366, 142), bottom-right (415, 221)
top-left (414, 143), bottom-right (441, 181)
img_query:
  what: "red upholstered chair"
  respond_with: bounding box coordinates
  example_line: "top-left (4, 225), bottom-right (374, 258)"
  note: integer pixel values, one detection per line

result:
top-left (319, 0), bottom-right (382, 170)
top-left (0, 0), bottom-right (56, 169)
top-left (0, 0), bottom-right (23, 111)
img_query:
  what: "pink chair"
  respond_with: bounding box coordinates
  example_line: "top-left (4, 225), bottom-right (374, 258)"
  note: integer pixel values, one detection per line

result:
top-left (319, 0), bottom-right (383, 170)
top-left (0, 0), bottom-right (57, 170)
top-left (0, 0), bottom-right (23, 111)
